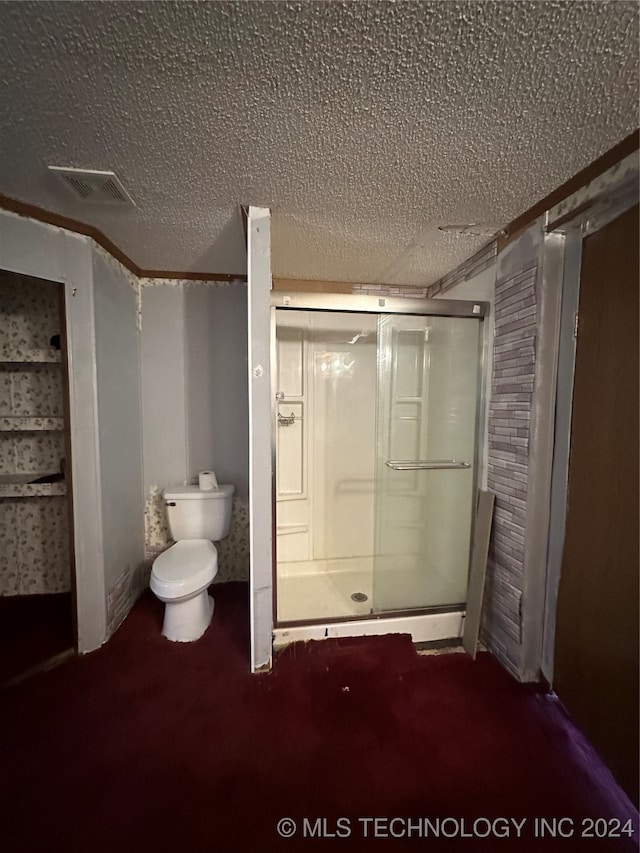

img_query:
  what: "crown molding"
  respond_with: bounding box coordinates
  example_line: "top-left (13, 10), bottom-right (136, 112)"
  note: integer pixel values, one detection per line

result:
top-left (0, 193), bottom-right (247, 282)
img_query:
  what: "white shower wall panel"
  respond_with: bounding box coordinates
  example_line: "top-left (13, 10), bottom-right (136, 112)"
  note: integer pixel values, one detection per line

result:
top-left (311, 312), bottom-right (377, 562)
top-left (276, 311), bottom-right (311, 562)
top-left (276, 311), bottom-right (378, 568)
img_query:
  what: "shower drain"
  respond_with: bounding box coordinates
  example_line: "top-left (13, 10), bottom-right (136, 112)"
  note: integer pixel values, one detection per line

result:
top-left (351, 592), bottom-right (368, 603)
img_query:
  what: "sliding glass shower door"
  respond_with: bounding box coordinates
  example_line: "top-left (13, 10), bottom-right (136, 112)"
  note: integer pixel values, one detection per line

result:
top-left (273, 299), bottom-right (484, 625)
top-left (373, 314), bottom-right (482, 613)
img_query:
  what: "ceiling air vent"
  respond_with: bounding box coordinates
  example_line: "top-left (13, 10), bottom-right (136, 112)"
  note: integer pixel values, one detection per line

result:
top-left (48, 166), bottom-right (135, 206)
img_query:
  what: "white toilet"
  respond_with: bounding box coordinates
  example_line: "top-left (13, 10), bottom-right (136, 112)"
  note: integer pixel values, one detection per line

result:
top-left (150, 483), bottom-right (235, 642)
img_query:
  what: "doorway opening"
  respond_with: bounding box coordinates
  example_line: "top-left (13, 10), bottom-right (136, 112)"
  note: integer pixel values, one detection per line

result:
top-left (0, 270), bottom-right (76, 686)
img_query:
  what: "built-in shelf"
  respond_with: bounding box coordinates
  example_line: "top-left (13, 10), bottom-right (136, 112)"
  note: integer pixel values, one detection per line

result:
top-left (0, 348), bottom-right (61, 364)
top-left (0, 473), bottom-right (66, 498)
top-left (0, 416), bottom-right (64, 432)
top-left (0, 482), bottom-right (67, 498)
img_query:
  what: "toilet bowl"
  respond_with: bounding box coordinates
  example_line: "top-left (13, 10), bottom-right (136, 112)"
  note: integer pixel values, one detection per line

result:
top-left (150, 483), bottom-right (234, 642)
top-left (151, 540), bottom-right (218, 642)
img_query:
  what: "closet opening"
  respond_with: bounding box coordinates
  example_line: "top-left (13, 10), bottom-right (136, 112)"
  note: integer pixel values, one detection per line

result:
top-left (0, 269), bottom-right (76, 686)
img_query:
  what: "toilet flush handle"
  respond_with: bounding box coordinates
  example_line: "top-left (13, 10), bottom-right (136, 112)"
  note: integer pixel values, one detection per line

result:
top-left (166, 501), bottom-right (177, 507)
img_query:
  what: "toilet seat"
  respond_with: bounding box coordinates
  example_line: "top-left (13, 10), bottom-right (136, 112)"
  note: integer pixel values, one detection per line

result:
top-left (151, 540), bottom-right (218, 599)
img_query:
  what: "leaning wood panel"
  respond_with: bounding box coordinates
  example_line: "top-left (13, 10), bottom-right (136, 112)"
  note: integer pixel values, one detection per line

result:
top-left (463, 490), bottom-right (495, 659)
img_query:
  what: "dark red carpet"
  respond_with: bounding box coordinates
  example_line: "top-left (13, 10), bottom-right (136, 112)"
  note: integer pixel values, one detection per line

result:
top-left (0, 593), bottom-right (74, 685)
top-left (0, 583), bottom-right (637, 852)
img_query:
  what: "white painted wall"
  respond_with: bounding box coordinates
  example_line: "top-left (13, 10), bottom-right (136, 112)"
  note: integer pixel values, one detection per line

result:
top-left (92, 251), bottom-right (145, 606)
top-left (140, 282), bottom-right (249, 500)
top-left (140, 284), bottom-right (188, 494)
top-left (184, 283), bottom-right (249, 499)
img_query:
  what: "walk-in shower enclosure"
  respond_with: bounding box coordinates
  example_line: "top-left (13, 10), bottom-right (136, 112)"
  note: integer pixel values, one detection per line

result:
top-left (271, 293), bottom-right (488, 645)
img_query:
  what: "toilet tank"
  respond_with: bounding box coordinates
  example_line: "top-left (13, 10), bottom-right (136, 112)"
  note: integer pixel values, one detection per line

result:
top-left (163, 484), bottom-right (235, 541)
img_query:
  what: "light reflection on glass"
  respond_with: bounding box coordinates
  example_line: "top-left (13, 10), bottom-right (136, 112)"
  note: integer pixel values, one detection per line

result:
top-left (315, 352), bottom-right (355, 379)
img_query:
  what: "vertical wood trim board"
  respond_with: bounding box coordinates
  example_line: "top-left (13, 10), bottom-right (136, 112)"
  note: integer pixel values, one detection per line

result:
top-left (463, 490), bottom-right (496, 659)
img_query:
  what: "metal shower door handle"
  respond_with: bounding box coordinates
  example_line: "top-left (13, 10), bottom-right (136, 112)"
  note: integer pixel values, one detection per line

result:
top-left (385, 460), bottom-right (471, 470)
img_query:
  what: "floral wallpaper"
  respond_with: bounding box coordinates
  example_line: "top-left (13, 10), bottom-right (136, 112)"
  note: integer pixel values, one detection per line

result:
top-left (0, 370), bottom-right (11, 414)
top-left (0, 500), bottom-right (19, 593)
top-left (0, 497), bottom-right (70, 594)
top-left (144, 485), bottom-right (171, 550)
top-left (2, 432), bottom-right (65, 476)
top-left (0, 272), bottom-right (70, 596)
top-left (0, 272), bottom-right (61, 359)
top-left (215, 497), bottom-right (250, 583)
top-left (1, 364), bottom-right (62, 417)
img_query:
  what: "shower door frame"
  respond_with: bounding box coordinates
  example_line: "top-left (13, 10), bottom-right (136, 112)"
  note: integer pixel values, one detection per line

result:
top-left (270, 292), bottom-right (490, 638)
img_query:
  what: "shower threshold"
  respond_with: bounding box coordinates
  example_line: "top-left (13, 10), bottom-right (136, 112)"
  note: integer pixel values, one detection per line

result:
top-left (273, 609), bottom-right (465, 651)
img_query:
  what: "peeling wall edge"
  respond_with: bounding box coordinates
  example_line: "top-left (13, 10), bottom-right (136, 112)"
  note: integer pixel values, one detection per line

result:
top-left (426, 241), bottom-right (498, 298)
top-left (502, 128), bottom-right (639, 244)
top-left (139, 277), bottom-right (247, 288)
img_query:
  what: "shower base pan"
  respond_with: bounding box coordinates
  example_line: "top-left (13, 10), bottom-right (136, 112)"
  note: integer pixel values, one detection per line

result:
top-left (273, 610), bottom-right (465, 651)
top-left (275, 557), bottom-right (465, 649)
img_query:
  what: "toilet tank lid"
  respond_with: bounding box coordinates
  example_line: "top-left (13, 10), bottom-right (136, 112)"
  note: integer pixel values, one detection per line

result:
top-left (164, 483), bottom-right (235, 500)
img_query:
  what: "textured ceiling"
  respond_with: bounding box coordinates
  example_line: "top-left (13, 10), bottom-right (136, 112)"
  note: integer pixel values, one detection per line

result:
top-left (0, 1), bottom-right (637, 285)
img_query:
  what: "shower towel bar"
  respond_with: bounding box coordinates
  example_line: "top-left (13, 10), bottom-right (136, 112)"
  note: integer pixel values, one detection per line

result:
top-left (385, 460), bottom-right (470, 470)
